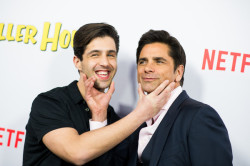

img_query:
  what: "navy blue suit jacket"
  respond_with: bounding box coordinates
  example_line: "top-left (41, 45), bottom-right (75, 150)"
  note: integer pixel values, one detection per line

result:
top-left (127, 91), bottom-right (233, 166)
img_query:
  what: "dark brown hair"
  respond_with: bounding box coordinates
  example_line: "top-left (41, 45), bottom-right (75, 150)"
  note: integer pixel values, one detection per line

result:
top-left (73, 23), bottom-right (119, 60)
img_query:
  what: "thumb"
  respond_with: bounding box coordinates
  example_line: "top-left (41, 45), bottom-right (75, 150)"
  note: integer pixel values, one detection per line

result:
top-left (107, 81), bottom-right (115, 97)
top-left (138, 83), bottom-right (144, 99)
top-left (79, 72), bottom-right (87, 82)
top-left (82, 73), bottom-right (87, 82)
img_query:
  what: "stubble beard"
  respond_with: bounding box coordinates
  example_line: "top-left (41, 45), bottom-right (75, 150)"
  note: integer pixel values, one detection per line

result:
top-left (94, 80), bottom-right (111, 92)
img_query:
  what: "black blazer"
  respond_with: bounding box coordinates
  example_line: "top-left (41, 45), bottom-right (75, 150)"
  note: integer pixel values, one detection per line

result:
top-left (127, 91), bottom-right (233, 166)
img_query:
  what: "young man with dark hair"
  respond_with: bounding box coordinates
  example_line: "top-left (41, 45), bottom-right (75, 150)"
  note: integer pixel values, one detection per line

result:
top-left (23, 24), bottom-right (175, 166)
top-left (127, 30), bottom-right (233, 166)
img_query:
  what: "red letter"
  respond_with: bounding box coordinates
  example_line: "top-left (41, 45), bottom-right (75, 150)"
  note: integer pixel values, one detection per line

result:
top-left (230, 52), bottom-right (241, 71)
top-left (15, 131), bottom-right (25, 148)
top-left (216, 51), bottom-right (228, 71)
top-left (241, 54), bottom-right (250, 73)
top-left (7, 129), bottom-right (15, 147)
top-left (202, 49), bottom-right (216, 70)
top-left (0, 127), bottom-right (5, 146)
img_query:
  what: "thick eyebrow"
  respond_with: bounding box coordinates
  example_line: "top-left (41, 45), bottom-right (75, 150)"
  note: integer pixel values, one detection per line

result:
top-left (108, 50), bottom-right (117, 54)
top-left (138, 57), bottom-right (148, 62)
top-left (87, 50), bottom-right (100, 55)
top-left (107, 50), bottom-right (117, 56)
top-left (87, 49), bottom-right (117, 55)
top-left (153, 57), bottom-right (167, 62)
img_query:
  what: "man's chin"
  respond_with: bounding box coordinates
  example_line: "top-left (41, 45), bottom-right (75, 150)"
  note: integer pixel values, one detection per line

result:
top-left (142, 88), bottom-right (154, 94)
top-left (142, 85), bottom-right (157, 94)
top-left (94, 81), bottom-right (111, 92)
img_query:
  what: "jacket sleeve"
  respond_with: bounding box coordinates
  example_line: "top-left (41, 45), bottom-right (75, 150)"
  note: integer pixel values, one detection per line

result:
top-left (188, 104), bottom-right (233, 166)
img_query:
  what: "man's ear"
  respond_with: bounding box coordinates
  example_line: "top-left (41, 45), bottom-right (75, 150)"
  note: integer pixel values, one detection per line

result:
top-left (73, 56), bottom-right (82, 71)
top-left (175, 65), bottom-right (184, 82)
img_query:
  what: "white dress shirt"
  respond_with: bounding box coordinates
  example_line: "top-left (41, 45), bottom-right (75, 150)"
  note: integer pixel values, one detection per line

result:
top-left (89, 119), bottom-right (107, 130)
top-left (137, 86), bottom-right (183, 160)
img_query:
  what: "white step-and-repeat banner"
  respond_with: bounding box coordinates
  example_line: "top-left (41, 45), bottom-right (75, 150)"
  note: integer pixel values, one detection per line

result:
top-left (1, 0), bottom-right (249, 165)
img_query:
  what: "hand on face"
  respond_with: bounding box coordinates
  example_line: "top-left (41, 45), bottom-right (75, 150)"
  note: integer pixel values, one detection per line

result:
top-left (135, 80), bottom-right (175, 121)
top-left (81, 73), bottom-right (115, 122)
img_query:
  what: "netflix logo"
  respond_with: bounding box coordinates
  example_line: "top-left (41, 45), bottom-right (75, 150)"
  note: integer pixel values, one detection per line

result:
top-left (0, 127), bottom-right (25, 148)
top-left (202, 49), bottom-right (250, 72)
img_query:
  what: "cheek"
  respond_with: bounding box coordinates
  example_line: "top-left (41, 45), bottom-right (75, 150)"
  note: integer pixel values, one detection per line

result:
top-left (137, 66), bottom-right (144, 74)
top-left (110, 60), bottom-right (117, 68)
top-left (137, 68), bottom-right (142, 83)
top-left (84, 59), bottom-right (96, 67)
top-left (157, 75), bottom-right (167, 84)
top-left (82, 61), bottom-right (95, 73)
top-left (137, 76), bottom-right (141, 83)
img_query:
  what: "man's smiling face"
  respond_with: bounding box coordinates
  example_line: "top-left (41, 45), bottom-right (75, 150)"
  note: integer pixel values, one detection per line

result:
top-left (78, 36), bottom-right (117, 91)
top-left (137, 42), bottom-right (181, 93)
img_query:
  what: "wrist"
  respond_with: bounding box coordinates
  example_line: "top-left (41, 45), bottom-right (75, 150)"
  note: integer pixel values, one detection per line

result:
top-left (91, 110), bottom-right (107, 122)
top-left (132, 107), bottom-right (150, 123)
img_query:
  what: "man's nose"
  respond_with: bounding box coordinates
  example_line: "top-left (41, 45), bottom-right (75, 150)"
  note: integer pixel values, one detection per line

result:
top-left (144, 63), bottom-right (154, 73)
top-left (99, 55), bottom-right (109, 66)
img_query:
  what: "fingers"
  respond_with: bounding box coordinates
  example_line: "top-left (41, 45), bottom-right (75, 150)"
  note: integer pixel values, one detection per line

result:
top-left (82, 73), bottom-right (87, 82)
top-left (107, 81), bottom-right (115, 97)
top-left (159, 81), bottom-right (175, 98)
top-left (169, 81), bottom-right (176, 90)
top-left (151, 80), bottom-right (170, 95)
top-left (84, 76), bottom-right (96, 96)
top-left (79, 72), bottom-right (87, 82)
top-left (138, 83), bottom-right (145, 99)
top-left (85, 76), bottom-right (96, 88)
top-left (79, 73), bottom-right (85, 84)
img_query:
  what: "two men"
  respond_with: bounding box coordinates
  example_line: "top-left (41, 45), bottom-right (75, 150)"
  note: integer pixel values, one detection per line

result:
top-left (23, 23), bottom-right (174, 166)
top-left (127, 30), bottom-right (233, 166)
top-left (23, 22), bottom-right (232, 166)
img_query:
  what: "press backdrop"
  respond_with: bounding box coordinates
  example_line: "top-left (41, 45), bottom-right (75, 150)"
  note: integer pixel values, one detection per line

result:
top-left (1, 0), bottom-right (250, 165)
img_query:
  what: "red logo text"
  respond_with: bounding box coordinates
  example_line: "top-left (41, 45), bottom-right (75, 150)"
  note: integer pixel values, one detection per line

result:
top-left (202, 49), bottom-right (250, 72)
top-left (0, 127), bottom-right (25, 148)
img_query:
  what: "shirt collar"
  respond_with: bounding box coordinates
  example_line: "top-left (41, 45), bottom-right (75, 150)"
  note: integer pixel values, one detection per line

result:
top-left (162, 85), bottom-right (182, 110)
top-left (67, 80), bottom-right (85, 104)
top-left (146, 86), bottom-right (183, 126)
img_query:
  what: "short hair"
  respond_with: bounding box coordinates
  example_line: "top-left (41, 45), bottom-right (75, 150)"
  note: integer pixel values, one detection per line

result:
top-left (136, 30), bottom-right (186, 86)
top-left (73, 23), bottom-right (119, 60)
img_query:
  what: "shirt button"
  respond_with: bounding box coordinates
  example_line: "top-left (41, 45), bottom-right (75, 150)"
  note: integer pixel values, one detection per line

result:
top-left (85, 108), bottom-right (89, 112)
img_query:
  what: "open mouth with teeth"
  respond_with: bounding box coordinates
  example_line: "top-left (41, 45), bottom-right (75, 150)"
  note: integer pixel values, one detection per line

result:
top-left (95, 70), bottom-right (111, 80)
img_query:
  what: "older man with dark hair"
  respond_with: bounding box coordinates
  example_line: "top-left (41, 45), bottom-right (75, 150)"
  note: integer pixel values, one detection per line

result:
top-left (127, 29), bottom-right (233, 166)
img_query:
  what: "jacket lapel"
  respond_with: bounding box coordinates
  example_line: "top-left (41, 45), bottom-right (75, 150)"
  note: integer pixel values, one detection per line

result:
top-left (145, 91), bottom-right (189, 166)
top-left (129, 123), bottom-right (147, 166)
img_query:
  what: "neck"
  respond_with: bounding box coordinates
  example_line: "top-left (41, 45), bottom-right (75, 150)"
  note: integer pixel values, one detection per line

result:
top-left (174, 82), bottom-right (181, 89)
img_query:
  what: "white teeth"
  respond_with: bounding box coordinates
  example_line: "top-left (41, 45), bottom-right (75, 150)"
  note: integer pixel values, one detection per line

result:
top-left (96, 71), bottom-right (108, 75)
top-left (96, 71), bottom-right (108, 77)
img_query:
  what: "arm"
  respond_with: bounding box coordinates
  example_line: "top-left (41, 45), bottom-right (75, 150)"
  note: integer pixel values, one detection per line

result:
top-left (43, 79), bottom-right (175, 165)
top-left (188, 105), bottom-right (233, 166)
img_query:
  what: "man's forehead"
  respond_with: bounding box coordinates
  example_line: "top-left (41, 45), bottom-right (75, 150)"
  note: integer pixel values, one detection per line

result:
top-left (139, 46), bottom-right (171, 60)
top-left (86, 36), bottom-right (116, 49)
top-left (141, 42), bottom-right (170, 53)
top-left (85, 44), bottom-right (116, 55)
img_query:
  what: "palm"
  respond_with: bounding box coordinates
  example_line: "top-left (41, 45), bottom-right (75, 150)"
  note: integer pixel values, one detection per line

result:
top-left (81, 74), bottom-right (115, 121)
top-left (85, 86), bottom-right (111, 113)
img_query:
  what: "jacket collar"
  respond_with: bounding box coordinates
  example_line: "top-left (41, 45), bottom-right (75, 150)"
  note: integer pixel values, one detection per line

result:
top-left (141, 90), bottom-right (189, 166)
